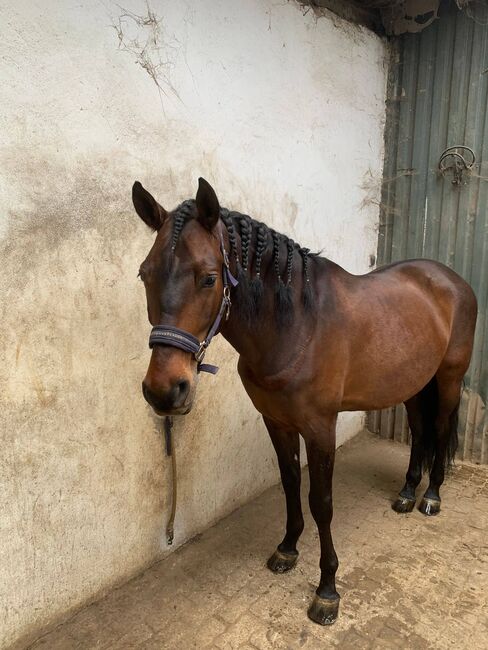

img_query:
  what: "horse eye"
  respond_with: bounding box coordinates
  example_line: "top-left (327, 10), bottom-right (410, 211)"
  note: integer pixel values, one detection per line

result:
top-left (202, 275), bottom-right (217, 288)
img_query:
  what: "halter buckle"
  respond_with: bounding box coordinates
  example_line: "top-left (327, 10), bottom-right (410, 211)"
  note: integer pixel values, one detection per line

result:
top-left (195, 342), bottom-right (207, 363)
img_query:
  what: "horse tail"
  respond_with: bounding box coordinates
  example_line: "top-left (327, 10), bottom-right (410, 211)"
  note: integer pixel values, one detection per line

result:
top-left (445, 401), bottom-right (459, 468)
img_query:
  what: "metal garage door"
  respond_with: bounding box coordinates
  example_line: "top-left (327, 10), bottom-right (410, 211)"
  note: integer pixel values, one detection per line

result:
top-left (369, 1), bottom-right (488, 463)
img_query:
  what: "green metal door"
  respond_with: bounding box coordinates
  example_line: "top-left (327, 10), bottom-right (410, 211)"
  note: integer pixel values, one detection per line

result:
top-left (370, 1), bottom-right (488, 463)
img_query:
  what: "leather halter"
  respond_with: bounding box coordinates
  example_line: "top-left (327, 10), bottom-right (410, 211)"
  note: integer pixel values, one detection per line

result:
top-left (148, 230), bottom-right (238, 374)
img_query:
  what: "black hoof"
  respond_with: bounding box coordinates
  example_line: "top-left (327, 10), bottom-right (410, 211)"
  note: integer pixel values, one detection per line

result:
top-left (307, 595), bottom-right (340, 625)
top-left (419, 497), bottom-right (441, 516)
top-left (267, 549), bottom-right (298, 573)
top-left (392, 495), bottom-right (416, 513)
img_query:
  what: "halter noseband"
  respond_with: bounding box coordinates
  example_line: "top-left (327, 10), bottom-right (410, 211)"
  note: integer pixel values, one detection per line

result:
top-left (148, 229), bottom-right (238, 374)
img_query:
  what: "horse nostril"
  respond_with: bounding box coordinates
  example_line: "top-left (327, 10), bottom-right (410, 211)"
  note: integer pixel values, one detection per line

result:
top-left (142, 378), bottom-right (190, 411)
top-left (176, 379), bottom-right (190, 403)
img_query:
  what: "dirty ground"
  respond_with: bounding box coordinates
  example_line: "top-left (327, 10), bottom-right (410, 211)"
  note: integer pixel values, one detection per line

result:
top-left (25, 432), bottom-right (488, 649)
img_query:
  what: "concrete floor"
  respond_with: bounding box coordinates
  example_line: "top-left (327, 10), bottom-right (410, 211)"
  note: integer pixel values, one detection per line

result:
top-left (26, 432), bottom-right (488, 650)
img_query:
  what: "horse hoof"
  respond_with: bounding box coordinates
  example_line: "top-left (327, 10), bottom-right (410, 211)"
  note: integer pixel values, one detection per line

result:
top-left (307, 595), bottom-right (340, 625)
top-left (267, 549), bottom-right (298, 573)
top-left (392, 496), bottom-right (416, 513)
top-left (419, 497), bottom-right (441, 516)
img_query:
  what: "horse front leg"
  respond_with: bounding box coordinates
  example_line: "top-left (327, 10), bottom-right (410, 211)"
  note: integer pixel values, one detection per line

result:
top-left (263, 416), bottom-right (304, 573)
top-left (304, 414), bottom-right (340, 625)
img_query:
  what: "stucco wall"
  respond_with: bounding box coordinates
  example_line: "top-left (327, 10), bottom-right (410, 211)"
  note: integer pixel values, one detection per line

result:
top-left (0, 1), bottom-right (387, 647)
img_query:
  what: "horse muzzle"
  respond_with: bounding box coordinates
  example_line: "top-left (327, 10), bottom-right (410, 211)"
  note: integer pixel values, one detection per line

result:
top-left (142, 378), bottom-right (194, 415)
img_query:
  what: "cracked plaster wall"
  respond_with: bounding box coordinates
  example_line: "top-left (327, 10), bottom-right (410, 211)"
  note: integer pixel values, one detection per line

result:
top-left (0, 1), bottom-right (387, 646)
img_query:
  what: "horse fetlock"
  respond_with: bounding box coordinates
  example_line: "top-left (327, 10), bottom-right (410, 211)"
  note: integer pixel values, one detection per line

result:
top-left (283, 524), bottom-right (304, 546)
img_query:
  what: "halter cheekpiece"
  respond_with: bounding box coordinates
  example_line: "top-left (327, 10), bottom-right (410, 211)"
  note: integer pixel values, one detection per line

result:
top-left (148, 229), bottom-right (238, 374)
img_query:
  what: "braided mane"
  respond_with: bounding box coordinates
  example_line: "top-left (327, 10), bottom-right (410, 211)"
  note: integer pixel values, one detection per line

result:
top-left (169, 200), bottom-right (316, 327)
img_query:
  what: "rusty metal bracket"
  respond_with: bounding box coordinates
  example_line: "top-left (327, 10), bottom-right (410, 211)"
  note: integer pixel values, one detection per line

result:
top-left (438, 146), bottom-right (476, 186)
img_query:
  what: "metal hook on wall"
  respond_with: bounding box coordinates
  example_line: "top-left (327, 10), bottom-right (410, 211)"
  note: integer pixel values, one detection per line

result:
top-left (438, 146), bottom-right (476, 186)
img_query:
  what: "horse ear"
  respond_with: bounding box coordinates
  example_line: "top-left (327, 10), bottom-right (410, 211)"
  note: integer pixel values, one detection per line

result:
top-left (195, 177), bottom-right (220, 231)
top-left (132, 182), bottom-right (167, 231)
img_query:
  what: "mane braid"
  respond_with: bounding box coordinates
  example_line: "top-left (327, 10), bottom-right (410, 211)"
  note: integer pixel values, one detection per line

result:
top-left (286, 239), bottom-right (294, 286)
top-left (231, 215), bottom-right (254, 322)
top-left (272, 230), bottom-right (293, 327)
top-left (299, 247), bottom-right (314, 309)
top-left (239, 216), bottom-right (252, 272)
top-left (220, 209), bottom-right (240, 268)
top-left (171, 200), bottom-right (194, 252)
top-left (166, 200), bottom-right (194, 273)
top-left (249, 223), bottom-right (267, 311)
top-left (271, 230), bottom-right (281, 282)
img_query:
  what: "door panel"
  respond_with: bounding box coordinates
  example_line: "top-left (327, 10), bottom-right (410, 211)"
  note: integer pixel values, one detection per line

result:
top-left (370, 1), bottom-right (488, 463)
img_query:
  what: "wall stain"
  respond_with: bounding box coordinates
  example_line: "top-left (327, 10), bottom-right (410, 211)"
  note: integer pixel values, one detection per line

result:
top-left (31, 376), bottom-right (57, 408)
top-left (15, 335), bottom-right (24, 365)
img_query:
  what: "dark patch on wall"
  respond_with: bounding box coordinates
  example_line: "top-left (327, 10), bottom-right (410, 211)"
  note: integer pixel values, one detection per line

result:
top-left (298, 0), bottom-right (449, 35)
top-left (0, 147), bottom-right (173, 294)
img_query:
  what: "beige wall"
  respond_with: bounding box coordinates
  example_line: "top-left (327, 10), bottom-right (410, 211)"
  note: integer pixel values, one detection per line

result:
top-left (0, 1), bottom-right (387, 646)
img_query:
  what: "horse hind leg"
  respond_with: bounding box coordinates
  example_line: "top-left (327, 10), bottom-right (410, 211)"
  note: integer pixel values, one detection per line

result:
top-left (392, 378), bottom-right (437, 513)
top-left (418, 367), bottom-right (462, 516)
top-left (419, 288), bottom-right (476, 515)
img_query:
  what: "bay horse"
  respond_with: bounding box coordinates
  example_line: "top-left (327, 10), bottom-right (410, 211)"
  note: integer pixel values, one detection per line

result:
top-left (131, 177), bottom-right (477, 625)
